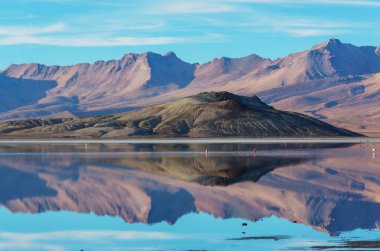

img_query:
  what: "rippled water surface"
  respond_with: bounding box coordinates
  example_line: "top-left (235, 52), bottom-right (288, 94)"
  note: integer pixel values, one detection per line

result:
top-left (0, 142), bottom-right (379, 250)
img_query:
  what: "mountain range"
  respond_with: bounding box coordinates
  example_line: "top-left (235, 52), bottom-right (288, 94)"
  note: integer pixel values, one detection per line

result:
top-left (1, 38), bottom-right (379, 135)
top-left (0, 92), bottom-right (358, 138)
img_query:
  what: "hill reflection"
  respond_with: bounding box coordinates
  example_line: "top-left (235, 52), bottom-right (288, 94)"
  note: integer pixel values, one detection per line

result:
top-left (0, 143), bottom-right (378, 236)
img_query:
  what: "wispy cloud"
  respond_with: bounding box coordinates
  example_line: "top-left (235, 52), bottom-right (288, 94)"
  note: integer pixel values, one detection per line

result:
top-left (0, 14), bottom-right (36, 20)
top-left (223, 0), bottom-right (380, 6)
top-left (142, 1), bottom-right (356, 37)
top-left (256, 16), bottom-right (351, 36)
top-left (10, 0), bottom-right (83, 3)
top-left (29, 0), bottom-right (380, 7)
top-left (0, 23), bottom-right (66, 36)
top-left (312, 0), bottom-right (380, 6)
top-left (0, 230), bottom-right (183, 241)
top-left (0, 0), bottom-right (377, 50)
top-left (0, 35), bottom-right (191, 46)
top-left (216, 13), bottom-right (352, 37)
top-left (147, 1), bottom-right (237, 14)
top-left (99, 20), bottom-right (165, 32)
top-left (0, 22), bottom-right (221, 46)
top-left (0, 230), bottom-right (185, 251)
top-left (285, 28), bottom-right (346, 37)
top-left (261, 18), bottom-right (350, 29)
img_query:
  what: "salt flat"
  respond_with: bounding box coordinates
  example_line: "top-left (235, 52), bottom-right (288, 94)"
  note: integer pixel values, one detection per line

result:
top-left (0, 137), bottom-right (379, 144)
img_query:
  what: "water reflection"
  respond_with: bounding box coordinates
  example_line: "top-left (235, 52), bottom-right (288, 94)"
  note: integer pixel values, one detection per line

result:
top-left (0, 143), bottom-right (379, 249)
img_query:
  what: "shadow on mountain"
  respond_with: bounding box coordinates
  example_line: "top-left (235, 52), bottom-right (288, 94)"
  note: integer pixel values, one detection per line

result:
top-left (0, 75), bottom-right (56, 113)
top-left (327, 200), bottom-right (380, 235)
top-left (0, 165), bottom-right (57, 203)
top-left (146, 188), bottom-right (196, 224)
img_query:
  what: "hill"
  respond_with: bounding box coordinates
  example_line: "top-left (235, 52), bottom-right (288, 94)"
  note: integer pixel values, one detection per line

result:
top-left (0, 92), bottom-right (360, 138)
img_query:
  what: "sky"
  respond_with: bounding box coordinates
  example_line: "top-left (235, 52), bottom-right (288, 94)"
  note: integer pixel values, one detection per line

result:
top-left (0, 0), bottom-right (380, 69)
top-left (2, 208), bottom-right (376, 251)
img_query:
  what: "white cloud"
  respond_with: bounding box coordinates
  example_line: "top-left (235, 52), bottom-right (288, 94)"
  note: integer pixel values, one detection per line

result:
top-left (147, 1), bottom-right (237, 14)
top-left (223, 0), bottom-right (380, 6)
top-left (245, 17), bottom-right (348, 30)
top-left (0, 230), bottom-right (183, 241)
top-left (102, 0), bottom-right (380, 7)
top-left (0, 230), bottom-right (185, 251)
top-left (0, 21), bottom-right (222, 46)
top-left (101, 20), bottom-right (165, 32)
top-left (145, 1), bottom-right (354, 37)
top-left (0, 0), bottom-right (376, 47)
top-left (261, 16), bottom-right (350, 36)
top-left (0, 23), bottom-right (66, 36)
top-left (285, 28), bottom-right (346, 37)
top-left (11, 0), bottom-right (83, 3)
top-left (0, 35), bottom-right (192, 46)
top-left (229, 13), bottom-right (351, 37)
top-left (0, 14), bottom-right (36, 20)
top-left (0, 242), bottom-right (64, 251)
top-left (313, 0), bottom-right (380, 6)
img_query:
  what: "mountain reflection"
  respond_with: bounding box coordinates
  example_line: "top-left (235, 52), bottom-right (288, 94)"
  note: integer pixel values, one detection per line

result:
top-left (0, 143), bottom-right (379, 236)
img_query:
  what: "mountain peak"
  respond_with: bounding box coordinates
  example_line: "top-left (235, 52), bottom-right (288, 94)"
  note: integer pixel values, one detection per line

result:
top-left (138, 51), bottom-right (182, 61)
top-left (164, 51), bottom-right (177, 58)
top-left (246, 53), bottom-right (265, 60)
top-left (324, 38), bottom-right (344, 49)
top-left (326, 38), bottom-right (342, 44)
top-left (311, 38), bottom-right (344, 51)
top-left (140, 51), bottom-right (157, 57)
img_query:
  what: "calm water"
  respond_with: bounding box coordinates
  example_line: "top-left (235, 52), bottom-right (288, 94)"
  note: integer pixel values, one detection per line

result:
top-left (0, 142), bottom-right (379, 251)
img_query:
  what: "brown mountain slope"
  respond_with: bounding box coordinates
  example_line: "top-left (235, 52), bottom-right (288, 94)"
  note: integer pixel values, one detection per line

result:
top-left (0, 92), bottom-right (359, 138)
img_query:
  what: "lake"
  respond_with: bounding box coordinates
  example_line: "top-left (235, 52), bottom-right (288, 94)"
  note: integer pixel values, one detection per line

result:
top-left (0, 141), bottom-right (379, 251)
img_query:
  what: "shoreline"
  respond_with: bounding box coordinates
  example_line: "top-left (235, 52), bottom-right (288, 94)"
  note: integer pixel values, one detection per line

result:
top-left (0, 137), bottom-right (379, 144)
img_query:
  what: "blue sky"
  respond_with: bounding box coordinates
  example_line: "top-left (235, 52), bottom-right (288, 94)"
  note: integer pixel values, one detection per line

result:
top-left (0, 0), bottom-right (380, 69)
top-left (3, 208), bottom-right (376, 251)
